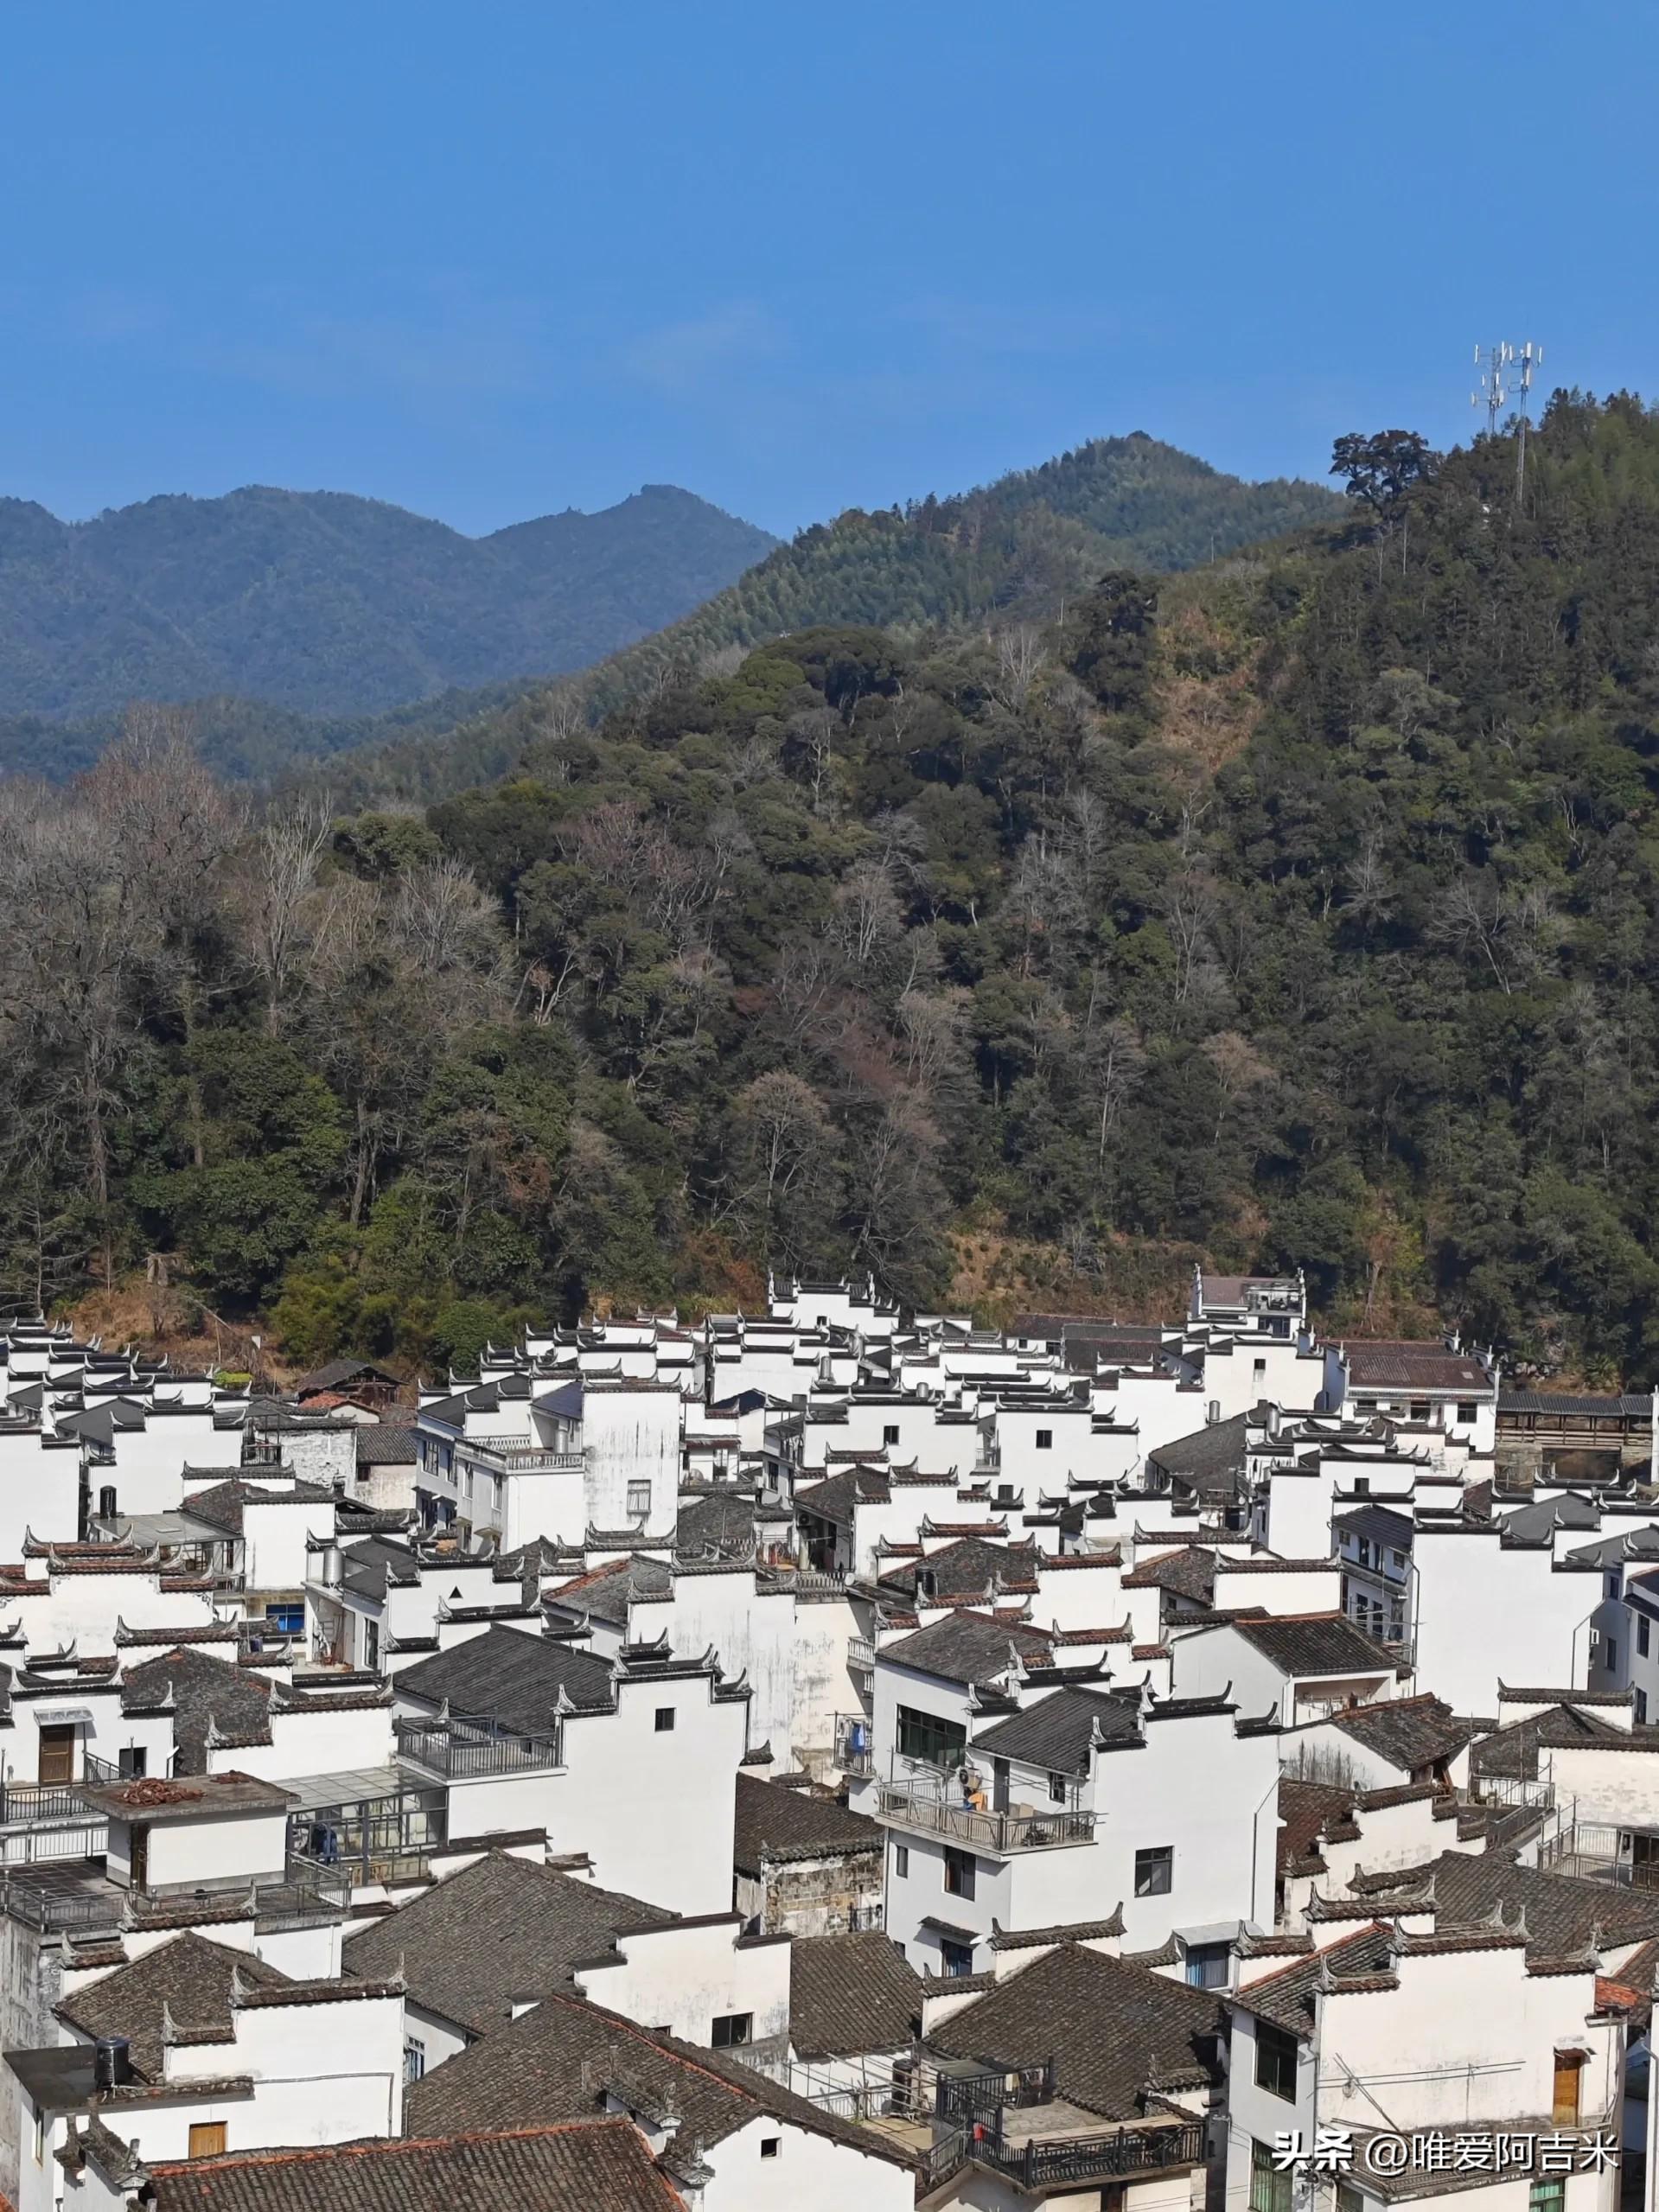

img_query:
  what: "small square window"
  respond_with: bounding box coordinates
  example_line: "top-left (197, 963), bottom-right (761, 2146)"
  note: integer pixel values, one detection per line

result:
top-left (883, 1425), bottom-right (900, 1445)
top-left (627, 1480), bottom-right (652, 1519)
top-left (711, 2012), bottom-right (752, 2049)
top-left (760, 2139), bottom-right (781, 2159)
top-left (1035, 1429), bottom-right (1053, 1450)
top-left (1530, 2181), bottom-right (1565, 2212)
top-left (1134, 1845), bottom-right (1172, 1896)
top-left (893, 1845), bottom-right (909, 1877)
top-left (118, 1746), bottom-right (147, 1780)
top-left (1456, 1400), bottom-right (1478, 1424)
top-left (654, 1707), bottom-right (676, 1732)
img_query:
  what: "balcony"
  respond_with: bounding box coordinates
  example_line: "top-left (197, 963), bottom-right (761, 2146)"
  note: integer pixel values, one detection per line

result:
top-left (846, 1637), bottom-right (876, 1675)
top-left (395, 1712), bottom-right (563, 1780)
top-left (934, 2069), bottom-right (1203, 2191)
top-left (875, 1779), bottom-right (1094, 1853)
top-left (461, 1434), bottom-right (585, 1475)
top-left (833, 1714), bottom-right (874, 1778)
top-left (1537, 1820), bottom-right (1659, 1889)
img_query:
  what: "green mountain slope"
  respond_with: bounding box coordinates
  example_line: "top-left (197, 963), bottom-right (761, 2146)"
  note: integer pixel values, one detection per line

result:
top-left (0, 481), bottom-right (776, 724)
top-left (13, 393), bottom-right (1659, 1384)
top-left (329, 431), bottom-right (1343, 801)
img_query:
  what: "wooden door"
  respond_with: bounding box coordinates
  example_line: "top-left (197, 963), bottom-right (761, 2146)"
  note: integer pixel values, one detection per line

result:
top-left (1552, 2052), bottom-right (1583, 2125)
top-left (36, 1727), bottom-right (73, 1786)
top-left (188, 2124), bottom-right (227, 2160)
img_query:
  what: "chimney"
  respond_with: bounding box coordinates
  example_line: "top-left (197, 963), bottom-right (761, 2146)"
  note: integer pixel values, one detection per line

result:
top-left (93, 2037), bottom-right (131, 2091)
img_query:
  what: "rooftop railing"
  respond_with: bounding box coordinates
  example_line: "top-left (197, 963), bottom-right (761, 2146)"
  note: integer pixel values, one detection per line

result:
top-left (875, 1779), bottom-right (1094, 1853)
top-left (395, 1712), bottom-right (564, 1779)
top-left (461, 1434), bottom-right (585, 1474)
top-left (1538, 1820), bottom-right (1659, 1889)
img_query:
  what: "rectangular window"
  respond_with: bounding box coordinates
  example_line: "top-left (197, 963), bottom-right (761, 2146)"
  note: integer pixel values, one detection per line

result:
top-left (940, 1938), bottom-right (975, 1978)
top-left (943, 1845), bottom-right (976, 1899)
top-left (1639, 1691), bottom-right (1649, 1724)
top-left (118, 1745), bottom-right (147, 1780)
top-left (1530, 2182), bottom-right (1566, 2212)
top-left (404, 2038), bottom-right (426, 2083)
top-left (1640, 1616), bottom-right (1653, 1658)
top-left (1134, 1845), bottom-right (1172, 1896)
top-left (1337, 2189), bottom-right (1364, 2212)
top-left (1255, 2021), bottom-right (1298, 2100)
top-left (711, 2012), bottom-right (752, 2049)
top-left (627, 1480), bottom-right (652, 1519)
top-left (1184, 1941), bottom-right (1230, 1989)
top-left (1049, 1770), bottom-right (1067, 1804)
top-left (1392, 1549), bottom-right (1409, 1570)
top-left (1410, 1401), bottom-right (1430, 1422)
top-left (188, 2124), bottom-right (228, 2161)
top-left (896, 1705), bottom-right (967, 1769)
top-left (893, 1845), bottom-right (909, 1878)
top-left (1251, 2139), bottom-right (1292, 2212)
top-left (883, 1425), bottom-right (900, 1445)
top-left (1356, 1539), bottom-right (1371, 1568)
top-left (1456, 1401), bottom-right (1478, 1424)
top-left (1035, 1429), bottom-right (1053, 1450)
top-left (654, 1707), bottom-right (676, 1733)
top-left (1607, 1639), bottom-right (1619, 1672)
top-left (265, 1603), bottom-right (304, 1635)
top-left (760, 2138), bottom-right (781, 2159)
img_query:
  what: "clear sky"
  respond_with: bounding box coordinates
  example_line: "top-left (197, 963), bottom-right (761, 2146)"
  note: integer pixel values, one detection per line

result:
top-left (3, 2), bottom-right (1652, 539)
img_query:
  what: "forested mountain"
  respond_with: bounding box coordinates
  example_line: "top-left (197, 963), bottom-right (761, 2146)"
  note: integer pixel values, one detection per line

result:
top-left (8, 392), bottom-right (1659, 1386)
top-left (329, 434), bottom-right (1345, 803)
top-left (0, 481), bottom-right (776, 724)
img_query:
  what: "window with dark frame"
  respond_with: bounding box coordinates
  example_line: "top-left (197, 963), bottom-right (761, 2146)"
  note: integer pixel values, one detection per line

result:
top-left (654, 1707), bottom-right (676, 1732)
top-left (711, 2012), bottom-right (752, 2049)
top-left (896, 1705), bottom-right (967, 1769)
top-left (1134, 1845), bottom-right (1172, 1896)
top-left (943, 1845), bottom-right (976, 1899)
top-left (883, 1425), bottom-right (900, 1445)
top-left (940, 1938), bottom-right (975, 1977)
top-left (1254, 2021), bottom-right (1298, 2100)
top-left (1035, 1429), bottom-right (1053, 1450)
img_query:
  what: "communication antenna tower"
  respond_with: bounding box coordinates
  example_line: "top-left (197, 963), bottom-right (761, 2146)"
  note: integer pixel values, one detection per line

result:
top-left (1471, 339), bottom-right (1545, 502)
top-left (1471, 341), bottom-right (1513, 439)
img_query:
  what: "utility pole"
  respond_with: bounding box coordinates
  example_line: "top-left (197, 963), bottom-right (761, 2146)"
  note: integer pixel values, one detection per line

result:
top-left (1512, 340), bottom-right (1541, 507)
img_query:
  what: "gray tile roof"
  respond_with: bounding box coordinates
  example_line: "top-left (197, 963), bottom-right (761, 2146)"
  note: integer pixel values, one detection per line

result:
top-left (1121, 1547), bottom-right (1216, 1600)
top-left (405, 1988), bottom-right (914, 2170)
top-left (355, 1425), bottom-right (418, 1467)
top-left (1145, 1412), bottom-right (1250, 1501)
top-left (1230, 1923), bottom-right (1395, 2037)
top-left (1324, 1694), bottom-right (1473, 1774)
top-left (789, 1933), bottom-right (922, 2060)
top-left (877, 1536), bottom-right (1041, 1601)
top-left (925, 1942), bottom-right (1224, 2120)
top-left (970, 1687), bottom-right (1142, 1775)
top-left (120, 1646), bottom-right (274, 1771)
top-left (58, 1932), bottom-right (290, 2079)
top-left (182, 1477), bottom-right (337, 1537)
top-left (342, 1852), bottom-right (672, 2033)
top-left (1222, 1613), bottom-right (1403, 1680)
top-left (877, 1610), bottom-right (1053, 1687)
top-left (137, 2118), bottom-right (685, 2212)
top-left (733, 1775), bottom-right (883, 1877)
top-left (1352, 1851), bottom-right (1659, 1960)
top-left (394, 1624), bottom-right (616, 1727)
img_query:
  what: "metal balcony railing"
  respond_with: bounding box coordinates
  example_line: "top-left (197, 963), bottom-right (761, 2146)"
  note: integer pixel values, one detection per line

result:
top-left (940, 2107), bottom-right (1205, 2192)
top-left (938, 2062), bottom-right (1055, 2123)
top-left (1538, 1820), bottom-right (1659, 1889)
top-left (395, 1712), bottom-right (563, 1779)
top-left (0, 1782), bottom-right (93, 1826)
top-left (875, 1781), bottom-right (1094, 1854)
top-left (833, 1715), bottom-right (874, 1777)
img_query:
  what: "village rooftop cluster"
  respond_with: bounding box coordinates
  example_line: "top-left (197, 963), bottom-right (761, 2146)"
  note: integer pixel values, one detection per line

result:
top-left (0, 1269), bottom-right (1657, 2212)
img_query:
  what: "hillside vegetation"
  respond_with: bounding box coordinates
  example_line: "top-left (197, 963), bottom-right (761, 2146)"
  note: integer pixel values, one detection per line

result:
top-left (6, 392), bottom-right (1659, 1385)
top-left (331, 433), bottom-right (1343, 803)
top-left (0, 481), bottom-right (775, 732)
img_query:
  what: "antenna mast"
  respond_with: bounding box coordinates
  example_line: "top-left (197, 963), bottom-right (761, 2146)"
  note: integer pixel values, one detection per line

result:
top-left (1471, 339), bottom-right (1545, 506)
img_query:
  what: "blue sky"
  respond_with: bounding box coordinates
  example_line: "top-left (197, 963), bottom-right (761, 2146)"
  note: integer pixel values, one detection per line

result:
top-left (3, 2), bottom-right (1652, 538)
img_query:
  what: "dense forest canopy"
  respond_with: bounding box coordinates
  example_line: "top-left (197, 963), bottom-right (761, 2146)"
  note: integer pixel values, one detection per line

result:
top-left (325, 433), bottom-right (1344, 806)
top-left (4, 391), bottom-right (1658, 1384)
